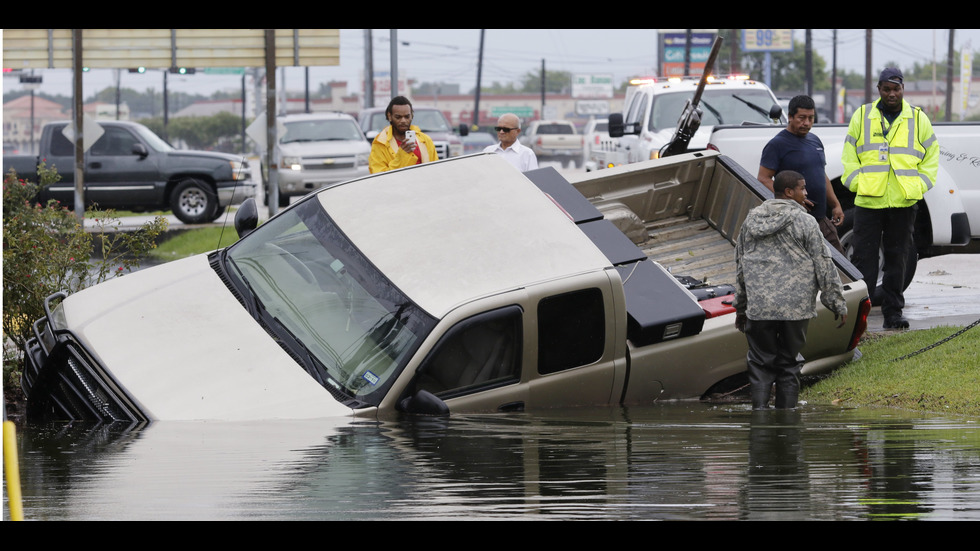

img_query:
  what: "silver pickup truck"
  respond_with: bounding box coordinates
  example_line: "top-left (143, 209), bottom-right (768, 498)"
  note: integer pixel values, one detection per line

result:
top-left (22, 152), bottom-right (871, 423)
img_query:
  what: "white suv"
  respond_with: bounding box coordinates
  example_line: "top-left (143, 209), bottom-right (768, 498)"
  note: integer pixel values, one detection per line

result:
top-left (273, 112), bottom-right (370, 207)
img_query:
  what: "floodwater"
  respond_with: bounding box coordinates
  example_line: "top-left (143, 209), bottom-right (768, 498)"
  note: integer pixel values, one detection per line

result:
top-left (5, 404), bottom-right (980, 521)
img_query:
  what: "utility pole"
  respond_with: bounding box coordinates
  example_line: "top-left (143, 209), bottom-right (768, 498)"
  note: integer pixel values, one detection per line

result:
top-left (946, 29), bottom-right (955, 122)
top-left (390, 29), bottom-right (398, 99)
top-left (805, 29), bottom-right (813, 98)
top-left (865, 30), bottom-right (873, 103)
top-left (364, 29), bottom-right (374, 109)
top-left (831, 29), bottom-right (838, 123)
top-left (540, 59), bottom-right (545, 118)
top-left (473, 30), bottom-right (484, 129)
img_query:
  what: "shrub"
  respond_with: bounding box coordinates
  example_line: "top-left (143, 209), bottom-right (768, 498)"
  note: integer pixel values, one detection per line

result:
top-left (2, 164), bottom-right (168, 388)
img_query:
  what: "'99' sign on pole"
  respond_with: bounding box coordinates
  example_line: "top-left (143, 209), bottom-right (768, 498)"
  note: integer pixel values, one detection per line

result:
top-left (742, 29), bottom-right (794, 52)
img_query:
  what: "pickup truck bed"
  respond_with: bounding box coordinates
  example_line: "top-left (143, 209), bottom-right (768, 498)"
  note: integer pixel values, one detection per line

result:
top-left (570, 151), bottom-right (766, 292)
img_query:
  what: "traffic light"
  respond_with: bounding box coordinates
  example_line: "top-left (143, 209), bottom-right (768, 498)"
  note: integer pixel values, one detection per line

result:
top-left (169, 67), bottom-right (196, 75)
top-left (129, 67), bottom-right (146, 74)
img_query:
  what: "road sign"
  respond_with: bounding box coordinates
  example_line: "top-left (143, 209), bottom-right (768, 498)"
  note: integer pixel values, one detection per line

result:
top-left (572, 74), bottom-right (613, 99)
top-left (61, 115), bottom-right (104, 153)
top-left (491, 106), bottom-right (534, 118)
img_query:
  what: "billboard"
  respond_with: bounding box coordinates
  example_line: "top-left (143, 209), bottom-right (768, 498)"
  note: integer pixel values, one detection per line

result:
top-left (660, 30), bottom-right (717, 77)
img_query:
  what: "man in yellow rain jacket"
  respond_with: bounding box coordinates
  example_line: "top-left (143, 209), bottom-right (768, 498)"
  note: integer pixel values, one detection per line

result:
top-left (368, 96), bottom-right (439, 173)
top-left (842, 67), bottom-right (939, 329)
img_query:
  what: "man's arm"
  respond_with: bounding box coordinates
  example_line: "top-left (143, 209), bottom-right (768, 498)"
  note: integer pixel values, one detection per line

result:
top-left (826, 174), bottom-right (844, 225)
top-left (757, 166), bottom-right (776, 193)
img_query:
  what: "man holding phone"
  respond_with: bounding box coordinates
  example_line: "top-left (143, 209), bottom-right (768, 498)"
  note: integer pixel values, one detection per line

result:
top-left (369, 96), bottom-right (439, 173)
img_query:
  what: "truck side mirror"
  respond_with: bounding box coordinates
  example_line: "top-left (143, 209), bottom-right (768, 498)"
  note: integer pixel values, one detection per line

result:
top-left (458, 123), bottom-right (469, 137)
top-left (608, 113), bottom-right (625, 138)
top-left (234, 197), bottom-right (258, 238)
top-left (132, 143), bottom-right (148, 159)
top-left (397, 389), bottom-right (450, 416)
top-left (769, 105), bottom-right (783, 122)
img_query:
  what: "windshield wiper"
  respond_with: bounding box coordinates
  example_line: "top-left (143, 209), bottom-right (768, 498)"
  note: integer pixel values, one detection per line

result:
top-left (700, 100), bottom-right (723, 124)
top-left (731, 94), bottom-right (772, 119)
top-left (226, 255), bottom-right (266, 319)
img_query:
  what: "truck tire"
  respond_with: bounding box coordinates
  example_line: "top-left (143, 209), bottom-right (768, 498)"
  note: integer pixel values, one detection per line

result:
top-left (839, 225), bottom-right (917, 305)
top-left (171, 178), bottom-right (218, 224)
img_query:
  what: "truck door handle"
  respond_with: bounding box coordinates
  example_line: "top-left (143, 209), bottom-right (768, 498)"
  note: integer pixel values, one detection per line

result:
top-left (89, 162), bottom-right (102, 169)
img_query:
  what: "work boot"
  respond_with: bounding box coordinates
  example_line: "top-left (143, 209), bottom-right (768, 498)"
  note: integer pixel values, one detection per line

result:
top-left (751, 389), bottom-right (772, 410)
top-left (775, 379), bottom-right (800, 409)
top-left (883, 316), bottom-right (910, 330)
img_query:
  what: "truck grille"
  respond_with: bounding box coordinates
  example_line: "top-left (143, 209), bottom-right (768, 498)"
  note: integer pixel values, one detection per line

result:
top-left (302, 156), bottom-right (356, 171)
top-left (434, 143), bottom-right (449, 159)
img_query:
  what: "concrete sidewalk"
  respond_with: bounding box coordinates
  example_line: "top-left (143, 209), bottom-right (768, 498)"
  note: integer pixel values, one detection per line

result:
top-left (868, 254), bottom-right (980, 332)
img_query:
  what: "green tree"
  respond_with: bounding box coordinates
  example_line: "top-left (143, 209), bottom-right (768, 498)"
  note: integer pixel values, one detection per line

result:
top-left (2, 164), bottom-right (167, 389)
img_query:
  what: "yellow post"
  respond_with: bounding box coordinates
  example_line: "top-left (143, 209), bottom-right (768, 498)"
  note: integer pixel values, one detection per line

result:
top-left (3, 421), bottom-right (24, 521)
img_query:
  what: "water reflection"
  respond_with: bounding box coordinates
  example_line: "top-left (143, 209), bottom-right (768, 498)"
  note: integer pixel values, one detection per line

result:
top-left (5, 405), bottom-right (980, 520)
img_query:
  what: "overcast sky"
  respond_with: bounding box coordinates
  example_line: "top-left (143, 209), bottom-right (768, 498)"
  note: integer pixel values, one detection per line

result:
top-left (4, 29), bottom-right (979, 98)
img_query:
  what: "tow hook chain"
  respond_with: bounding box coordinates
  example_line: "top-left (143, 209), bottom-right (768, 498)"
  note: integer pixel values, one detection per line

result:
top-left (890, 317), bottom-right (980, 362)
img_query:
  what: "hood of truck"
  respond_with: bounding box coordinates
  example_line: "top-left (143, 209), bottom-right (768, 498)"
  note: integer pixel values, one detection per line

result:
top-left (59, 254), bottom-right (353, 421)
top-left (317, 154), bottom-right (613, 318)
top-left (278, 140), bottom-right (370, 157)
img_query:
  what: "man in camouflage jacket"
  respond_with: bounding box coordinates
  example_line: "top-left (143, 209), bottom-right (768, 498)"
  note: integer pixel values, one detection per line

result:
top-left (734, 170), bottom-right (849, 410)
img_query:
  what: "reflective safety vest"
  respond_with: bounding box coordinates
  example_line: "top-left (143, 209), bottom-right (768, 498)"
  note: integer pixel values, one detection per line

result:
top-left (842, 99), bottom-right (938, 208)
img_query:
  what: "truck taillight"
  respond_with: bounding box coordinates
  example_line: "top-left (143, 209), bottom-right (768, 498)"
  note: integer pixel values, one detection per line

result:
top-left (847, 297), bottom-right (873, 351)
top-left (706, 143), bottom-right (719, 151)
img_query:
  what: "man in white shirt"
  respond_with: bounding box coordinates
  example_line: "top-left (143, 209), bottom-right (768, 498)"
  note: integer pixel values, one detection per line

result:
top-left (484, 113), bottom-right (538, 172)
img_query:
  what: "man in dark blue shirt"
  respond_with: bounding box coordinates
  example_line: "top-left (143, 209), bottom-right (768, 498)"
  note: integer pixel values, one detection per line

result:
top-left (757, 95), bottom-right (845, 253)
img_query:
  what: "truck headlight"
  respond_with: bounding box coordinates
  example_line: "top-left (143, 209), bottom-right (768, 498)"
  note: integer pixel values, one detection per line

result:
top-left (229, 160), bottom-right (251, 180)
top-left (356, 152), bottom-right (369, 166)
top-left (282, 156), bottom-right (302, 171)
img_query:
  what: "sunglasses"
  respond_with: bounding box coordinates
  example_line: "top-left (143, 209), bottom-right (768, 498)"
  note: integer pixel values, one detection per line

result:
top-left (494, 126), bottom-right (518, 133)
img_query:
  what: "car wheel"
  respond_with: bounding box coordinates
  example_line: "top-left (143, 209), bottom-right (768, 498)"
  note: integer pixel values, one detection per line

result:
top-left (839, 227), bottom-right (917, 305)
top-left (171, 178), bottom-right (217, 224)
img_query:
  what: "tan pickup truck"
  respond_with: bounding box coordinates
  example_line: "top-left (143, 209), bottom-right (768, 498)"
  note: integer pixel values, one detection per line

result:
top-left (22, 152), bottom-right (871, 423)
top-left (520, 119), bottom-right (584, 168)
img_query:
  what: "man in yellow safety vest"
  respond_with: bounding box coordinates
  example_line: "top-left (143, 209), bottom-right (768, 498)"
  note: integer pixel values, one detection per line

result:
top-left (842, 67), bottom-right (939, 329)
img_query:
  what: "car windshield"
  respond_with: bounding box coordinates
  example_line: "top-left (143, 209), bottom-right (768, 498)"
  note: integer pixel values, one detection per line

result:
top-left (281, 119), bottom-right (364, 143)
top-left (222, 199), bottom-right (436, 408)
top-left (536, 124), bottom-right (575, 135)
top-left (649, 88), bottom-right (781, 131)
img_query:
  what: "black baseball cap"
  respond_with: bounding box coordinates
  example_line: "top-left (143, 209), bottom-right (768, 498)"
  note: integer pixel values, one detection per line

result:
top-left (878, 67), bottom-right (903, 85)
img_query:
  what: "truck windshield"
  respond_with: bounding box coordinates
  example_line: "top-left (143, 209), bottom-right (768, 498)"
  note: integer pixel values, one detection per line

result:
top-left (412, 110), bottom-right (451, 133)
top-left (132, 124), bottom-right (176, 152)
top-left (222, 199), bottom-right (436, 407)
top-left (649, 89), bottom-right (781, 131)
top-left (281, 119), bottom-right (364, 143)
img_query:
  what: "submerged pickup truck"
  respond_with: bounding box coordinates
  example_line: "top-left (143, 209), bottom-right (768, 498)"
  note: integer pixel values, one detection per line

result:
top-left (707, 122), bottom-right (980, 292)
top-left (2, 120), bottom-right (255, 224)
top-left (21, 152), bottom-right (871, 423)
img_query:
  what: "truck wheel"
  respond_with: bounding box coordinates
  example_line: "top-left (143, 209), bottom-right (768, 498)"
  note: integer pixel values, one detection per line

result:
top-left (839, 227), bottom-right (917, 305)
top-left (171, 178), bottom-right (217, 224)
